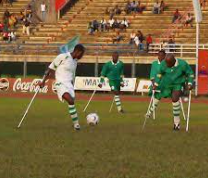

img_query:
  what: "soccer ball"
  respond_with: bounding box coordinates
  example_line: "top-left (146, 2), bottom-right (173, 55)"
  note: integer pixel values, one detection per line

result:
top-left (86, 113), bottom-right (99, 126)
top-left (183, 97), bottom-right (189, 103)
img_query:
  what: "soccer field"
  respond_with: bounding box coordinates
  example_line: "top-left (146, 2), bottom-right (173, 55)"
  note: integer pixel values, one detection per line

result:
top-left (0, 97), bottom-right (208, 178)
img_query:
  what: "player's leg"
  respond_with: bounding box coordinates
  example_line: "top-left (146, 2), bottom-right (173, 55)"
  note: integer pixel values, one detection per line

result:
top-left (62, 93), bottom-right (80, 130)
top-left (146, 87), bottom-right (164, 118)
top-left (113, 90), bottom-right (124, 113)
top-left (172, 90), bottom-right (182, 130)
top-left (110, 80), bottom-right (123, 113)
top-left (146, 95), bottom-right (160, 118)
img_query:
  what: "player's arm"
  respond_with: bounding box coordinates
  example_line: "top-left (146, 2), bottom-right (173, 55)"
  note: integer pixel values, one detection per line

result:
top-left (150, 62), bottom-right (156, 84)
top-left (39, 68), bottom-right (55, 88)
top-left (153, 65), bottom-right (164, 90)
top-left (120, 62), bottom-right (124, 87)
top-left (39, 55), bottom-right (63, 88)
top-left (98, 63), bottom-right (108, 88)
top-left (184, 62), bottom-right (194, 90)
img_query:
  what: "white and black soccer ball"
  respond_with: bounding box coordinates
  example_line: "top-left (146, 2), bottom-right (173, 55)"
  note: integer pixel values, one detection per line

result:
top-left (86, 113), bottom-right (99, 126)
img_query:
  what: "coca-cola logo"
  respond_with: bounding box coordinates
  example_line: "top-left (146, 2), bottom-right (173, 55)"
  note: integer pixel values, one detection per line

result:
top-left (0, 78), bottom-right (9, 91)
top-left (13, 78), bottom-right (49, 93)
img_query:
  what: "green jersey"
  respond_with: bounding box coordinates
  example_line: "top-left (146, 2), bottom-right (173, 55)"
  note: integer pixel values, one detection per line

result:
top-left (100, 60), bottom-right (124, 83)
top-left (155, 58), bottom-right (194, 87)
top-left (150, 60), bottom-right (161, 80)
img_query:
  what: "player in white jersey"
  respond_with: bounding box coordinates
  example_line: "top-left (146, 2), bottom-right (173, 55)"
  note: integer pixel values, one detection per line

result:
top-left (39, 44), bottom-right (85, 130)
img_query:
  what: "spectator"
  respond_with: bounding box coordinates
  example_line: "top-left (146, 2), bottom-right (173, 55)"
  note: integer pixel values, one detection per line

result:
top-left (138, 30), bottom-right (144, 50)
top-left (105, 7), bottom-right (110, 15)
top-left (185, 13), bottom-right (193, 27)
top-left (100, 18), bottom-right (107, 32)
top-left (160, 0), bottom-right (166, 13)
top-left (137, 1), bottom-right (146, 13)
top-left (8, 0), bottom-right (13, 7)
top-left (112, 31), bottom-right (123, 44)
top-left (125, 1), bottom-right (132, 14)
top-left (113, 18), bottom-right (120, 29)
top-left (129, 30), bottom-right (136, 44)
top-left (152, 1), bottom-right (160, 14)
top-left (114, 5), bottom-right (121, 15)
top-left (88, 22), bottom-right (94, 35)
top-left (172, 9), bottom-right (181, 23)
top-left (40, 2), bottom-right (47, 22)
top-left (130, 1), bottom-right (138, 12)
top-left (18, 11), bottom-right (25, 23)
top-left (200, 0), bottom-right (206, 8)
top-left (92, 20), bottom-right (99, 32)
top-left (2, 31), bottom-right (9, 41)
top-left (22, 17), bottom-right (30, 36)
top-left (120, 17), bottom-right (129, 31)
top-left (26, 5), bottom-right (33, 21)
top-left (146, 34), bottom-right (153, 52)
top-left (108, 17), bottom-right (115, 29)
top-left (4, 10), bottom-right (10, 19)
top-left (9, 14), bottom-right (17, 29)
top-left (168, 38), bottom-right (176, 52)
top-left (10, 31), bottom-right (16, 41)
top-left (0, 21), bottom-right (4, 32)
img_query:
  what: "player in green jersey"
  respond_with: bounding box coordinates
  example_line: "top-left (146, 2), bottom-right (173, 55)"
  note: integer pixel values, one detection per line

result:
top-left (98, 52), bottom-right (124, 113)
top-left (153, 53), bottom-right (194, 130)
top-left (146, 50), bottom-right (166, 119)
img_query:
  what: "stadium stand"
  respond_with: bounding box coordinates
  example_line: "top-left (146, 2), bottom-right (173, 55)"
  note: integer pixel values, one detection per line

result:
top-left (0, 0), bottom-right (208, 65)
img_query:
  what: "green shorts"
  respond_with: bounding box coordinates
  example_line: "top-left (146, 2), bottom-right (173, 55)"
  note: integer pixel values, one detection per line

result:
top-left (149, 84), bottom-right (183, 100)
top-left (109, 80), bottom-right (121, 91)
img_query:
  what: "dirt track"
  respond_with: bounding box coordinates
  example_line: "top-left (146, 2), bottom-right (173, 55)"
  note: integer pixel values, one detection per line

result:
top-left (0, 92), bottom-right (208, 104)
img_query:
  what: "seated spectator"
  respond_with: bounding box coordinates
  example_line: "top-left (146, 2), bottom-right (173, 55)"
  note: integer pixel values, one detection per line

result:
top-left (130, 1), bottom-right (138, 12)
top-left (100, 18), bottom-right (107, 32)
top-left (172, 9), bottom-right (181, 23)
top-left (125, 1), bottom-right (132, 14)
top-left (22, 17), bottom-right (30, 36)
top-left (200, 0), bottom-right (206, 8)
top-left (114, 5), bottom-right (122, 15)
top-left (105, 7), bottom-right (110, 15)
top-left (8, 0), bottom-right (13, 7)
top-left (152, 1), bottom-right (160, 14)
top-left (185, 13), bottom-right (193, 27)
top-left (88, 22), bottom-right (94, 35)
top-left (10, 31), bottom-right (16, 41)
top-left (9, 14), bottom-right (17, 29)
top-left (4, 10), bottom-right (10, 19)
top-left (113, 18), bottom-right (120, 29)
top-left (129, 30), bottom-right (136, 44)
top-left (146, 34), bottom-right (153, 52)
top-left (138, 30), bottom-right (144, 50)
top-left (18, 11), bottom-right (25, 23)
top-left (108, 17), bottom-right (115, 29)
top-left (0, 21), bottom-right (4, 32)
top-left (92, 20), bottom-right (99, 32)
top-left (120, 17), bottom-right (129, 31)
top-left (160, 0), bottom-right (166, 13)
top-left (137, 1), bottom-right (146, 13)
top-left (112, 31), bottom-right (124, 44)
top-left (3, 31), bottom-right (9, 41)
top-left (168, 38), bottom-right (176, 52)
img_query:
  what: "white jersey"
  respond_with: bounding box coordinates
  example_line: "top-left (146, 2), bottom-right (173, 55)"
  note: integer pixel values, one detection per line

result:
top-left (49, 52), bottom-right (77, 86)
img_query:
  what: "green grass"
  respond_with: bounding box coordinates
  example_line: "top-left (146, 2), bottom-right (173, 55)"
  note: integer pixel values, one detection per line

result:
top-left (0, 97), bottom-right (208, 178)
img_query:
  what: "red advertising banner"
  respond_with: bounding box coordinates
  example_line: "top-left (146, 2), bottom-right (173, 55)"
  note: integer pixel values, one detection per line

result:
top-left (0, 78), bottom-right (56, 94)
top-left (198, 50), bottom-right (208, 95)
top-left (55, 0), bottom-right (66, 11)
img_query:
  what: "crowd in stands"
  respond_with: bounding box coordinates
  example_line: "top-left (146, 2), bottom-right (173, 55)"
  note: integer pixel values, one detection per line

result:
top-left (152, 0), bottom-right (166, 14)
top-left (0, 0), bottom-right (13, 7)
top-left (0, 6), bottom-right (33, 42)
